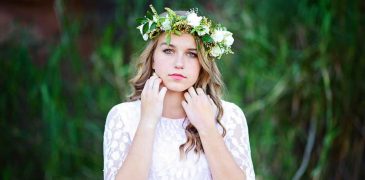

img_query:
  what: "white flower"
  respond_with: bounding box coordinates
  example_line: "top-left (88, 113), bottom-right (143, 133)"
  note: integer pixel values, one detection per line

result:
top-left (161, 18), bottom-right (171, 31)
top-left (153, 15), bottom-right (158, 23)
top-left (187, 12), bottom-right (202, 27)
top-left (223, 31), bottom-right (234, 46)
top-left (137, 24), bottom-right (149, 41)
top-left (210, 45), bottom-right (223, 57)
top-left (211, 30), bottom-right (225, 43)
top-left (197, 25), bottom-right (210, 36)
top-left (138, 20), bottom-right (153, 33)
top-left (148, 20), bottom-right (153, 30)
top-left (137, 24), bottom-right (143, 35)
top-left (142, 34), bottom-right (148, 41)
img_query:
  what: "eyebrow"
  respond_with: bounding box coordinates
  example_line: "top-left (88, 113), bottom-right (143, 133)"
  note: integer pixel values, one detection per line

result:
top-left (159, 42), bottom-right (197, 51)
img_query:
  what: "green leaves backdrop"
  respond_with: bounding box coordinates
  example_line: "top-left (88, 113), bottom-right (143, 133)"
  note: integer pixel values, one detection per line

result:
top-left (0, 0), bottom-right (364, 179)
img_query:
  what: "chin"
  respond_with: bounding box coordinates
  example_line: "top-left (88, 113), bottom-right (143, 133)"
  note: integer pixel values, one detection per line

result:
top-left (164, 83), bottom-right (190, 92)
top-left (165, 85), bottom-right (188, 92)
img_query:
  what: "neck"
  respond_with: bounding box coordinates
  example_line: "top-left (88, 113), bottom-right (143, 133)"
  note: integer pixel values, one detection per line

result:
top-left (162, 89), bottom-right (186, 119)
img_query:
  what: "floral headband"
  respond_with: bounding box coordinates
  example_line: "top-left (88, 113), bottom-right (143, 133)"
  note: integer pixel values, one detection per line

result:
top-left (136, 5), bottom-right (234, 59)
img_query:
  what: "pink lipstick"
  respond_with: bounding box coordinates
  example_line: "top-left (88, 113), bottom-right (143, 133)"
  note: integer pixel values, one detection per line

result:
top-left (169, 73), bottom-right (186, 80)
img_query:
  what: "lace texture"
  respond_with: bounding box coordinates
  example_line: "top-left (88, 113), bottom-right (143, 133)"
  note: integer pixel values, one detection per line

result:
top-left (103, 100), bottom-right (255, 180)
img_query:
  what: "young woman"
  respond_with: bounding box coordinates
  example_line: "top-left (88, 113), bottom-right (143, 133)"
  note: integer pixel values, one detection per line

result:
top-left (103, 6), bottom-right (255, 180)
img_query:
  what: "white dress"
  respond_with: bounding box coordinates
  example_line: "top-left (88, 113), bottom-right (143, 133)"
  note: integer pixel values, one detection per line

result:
top-left (103, 99), bottom-right (255, 180)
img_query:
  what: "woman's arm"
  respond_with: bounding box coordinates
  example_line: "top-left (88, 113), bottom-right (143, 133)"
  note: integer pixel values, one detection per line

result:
top-left (199, 127), bottom-right (247, 180)
top-left (103, 106), bottom-right (157, 180)
top-left (182, 87), bottom-right (254, 180)
top-left (114, 120), bottom-right (157, 180)
top-left (115, 75), bottom-right (166, 180)
top-left (104, 74), bottom-right (167, 180)
top-left (199, 103), bottom-right (255, 180)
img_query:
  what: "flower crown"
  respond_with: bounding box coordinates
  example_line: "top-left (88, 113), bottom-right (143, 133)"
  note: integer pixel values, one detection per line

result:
top-left (136, 5), bottom-right (234, 59)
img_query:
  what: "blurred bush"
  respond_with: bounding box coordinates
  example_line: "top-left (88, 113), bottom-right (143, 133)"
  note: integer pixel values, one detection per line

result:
top-left (0, 0), bottom-right (364, 179)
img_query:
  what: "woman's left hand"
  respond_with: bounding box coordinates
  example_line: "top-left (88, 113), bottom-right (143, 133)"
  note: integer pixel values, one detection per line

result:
top-left (182, 87), bottom-right (218, 133)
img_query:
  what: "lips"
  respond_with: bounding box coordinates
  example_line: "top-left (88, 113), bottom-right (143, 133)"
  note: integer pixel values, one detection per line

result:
top-left (168, 73), bottom-right (186, 80)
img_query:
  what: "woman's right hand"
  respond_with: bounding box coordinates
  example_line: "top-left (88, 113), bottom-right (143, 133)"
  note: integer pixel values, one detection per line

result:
top-left (140, 73), bottom-right (167, 128)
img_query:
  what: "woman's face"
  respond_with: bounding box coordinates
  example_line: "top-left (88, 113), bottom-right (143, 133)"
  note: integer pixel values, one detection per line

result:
top-left (153, 33), bottom-right (201, 92)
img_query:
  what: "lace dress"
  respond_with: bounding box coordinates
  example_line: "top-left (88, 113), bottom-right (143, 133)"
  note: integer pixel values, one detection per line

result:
top-left (103, 100), bottom-right (255, 180)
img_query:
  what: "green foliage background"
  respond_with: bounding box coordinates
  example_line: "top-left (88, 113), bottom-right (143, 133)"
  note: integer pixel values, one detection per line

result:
top-left (1, 0), bottom-right (364, 179)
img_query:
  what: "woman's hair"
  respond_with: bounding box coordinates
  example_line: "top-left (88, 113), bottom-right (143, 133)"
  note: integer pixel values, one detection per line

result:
top-left (128, 10), bottom-right (226, 159)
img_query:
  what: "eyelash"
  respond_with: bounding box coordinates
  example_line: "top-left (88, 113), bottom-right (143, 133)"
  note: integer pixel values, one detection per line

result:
top-left (163, 49), bottom-right (174, 54)
top-left (187, 52), bottom-right (198, 58)
top-left (163, 49), bottom-right (197, 58)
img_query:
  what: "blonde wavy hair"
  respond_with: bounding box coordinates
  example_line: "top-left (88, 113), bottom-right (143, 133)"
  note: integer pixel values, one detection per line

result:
top-left (128, 11), bottom-right (226, 159)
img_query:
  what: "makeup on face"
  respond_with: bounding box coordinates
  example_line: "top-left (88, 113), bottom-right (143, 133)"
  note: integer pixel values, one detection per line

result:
top-left (153, 33), bottom-right (201, 92)
top-left (168, 73), bottom-right (187, 80)
top-left (159, 43), bottom-right (198, 58)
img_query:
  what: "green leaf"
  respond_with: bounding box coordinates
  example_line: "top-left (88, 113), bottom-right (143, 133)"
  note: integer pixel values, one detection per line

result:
top-left (149, 4), bottom-right (158, 16)
top-left (136, 17), bottom-right (147, 24)
top-left (196, 39), bottom-right (201, 51)
top-left (142, 23), bottom-right (149, 34)
top-left (146, 11), bottom-right (153, 20)
top-left (174, 30), bottom-right (181, 36)
top-left (202, 35), bottom-right (213, 43)
top-left (166, 32), bottom-right (171, 45)
top-left (150, 22), bottom-right (156, 31)
top-left (164, 7), bottom-right (176, 16)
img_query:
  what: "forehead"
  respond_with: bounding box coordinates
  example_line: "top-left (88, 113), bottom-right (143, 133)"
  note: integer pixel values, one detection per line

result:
top-left (157, 33), bottom-right (197, 49)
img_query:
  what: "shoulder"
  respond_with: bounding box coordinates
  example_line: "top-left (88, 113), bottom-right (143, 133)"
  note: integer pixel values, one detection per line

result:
top-left (220, 99), bottom-right (247, 124)
top-left (221, 100), bottom-right (245, 115)
top-left (107, 100), bottom-right (141, 116)
top-left (104, 100), bottom-right (141, 137)
top-left (105, 100), bottom-right (141, 124)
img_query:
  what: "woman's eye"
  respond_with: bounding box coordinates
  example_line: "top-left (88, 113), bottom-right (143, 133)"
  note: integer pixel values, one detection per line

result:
top-left (163, 49), bottom-right (174, 54)
top-left (187, 52), bottom-right (198, 58)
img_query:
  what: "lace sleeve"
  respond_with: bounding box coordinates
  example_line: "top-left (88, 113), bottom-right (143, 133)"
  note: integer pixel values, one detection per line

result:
top-left (223, 103), bottom-right (255, 179)
top-left (103, 105), bottom-right (131, 180)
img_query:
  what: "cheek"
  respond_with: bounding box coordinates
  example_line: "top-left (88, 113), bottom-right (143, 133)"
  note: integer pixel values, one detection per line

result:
top-left (153, 52), bottom-right (168, 70)
top-left (153, 60), bottom-right (168, 72)
top-left (192, 61), bottom-right (201, 76)
top-left (187, 61), bottom-right (201, 81)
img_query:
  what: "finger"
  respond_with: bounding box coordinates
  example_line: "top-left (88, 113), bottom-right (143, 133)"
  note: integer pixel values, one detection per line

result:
top-left (208, 95), bottom-right (214, 105)
top-left (153, 79), bottom-right (162, 94)
top-left (210, 97), bottom-right (218, 110)
top-left (208, 95), bottom-right (218, 117)
top-left (148, 75), bottom-right (159, 89)
top-left (211, 101), bottom-right (218, 112)
top-left (153, 78), bottom-right (162, 93)
top-left (158, 87), bottom-right (167, 101)
top-left (188, 87), bottom-right (197, 97)
top-left (196, 88), bottom-right (205, 96)
top-left (184, 92), bottom-right (192, 102)
top-left (181, 100), bottom-right (188, 110)
top-left (142, 79), bottom-right (151, 96)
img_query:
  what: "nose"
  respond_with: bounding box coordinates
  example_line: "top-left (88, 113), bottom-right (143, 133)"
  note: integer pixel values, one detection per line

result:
top-left (174, 54), bottom-right (184, 69)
